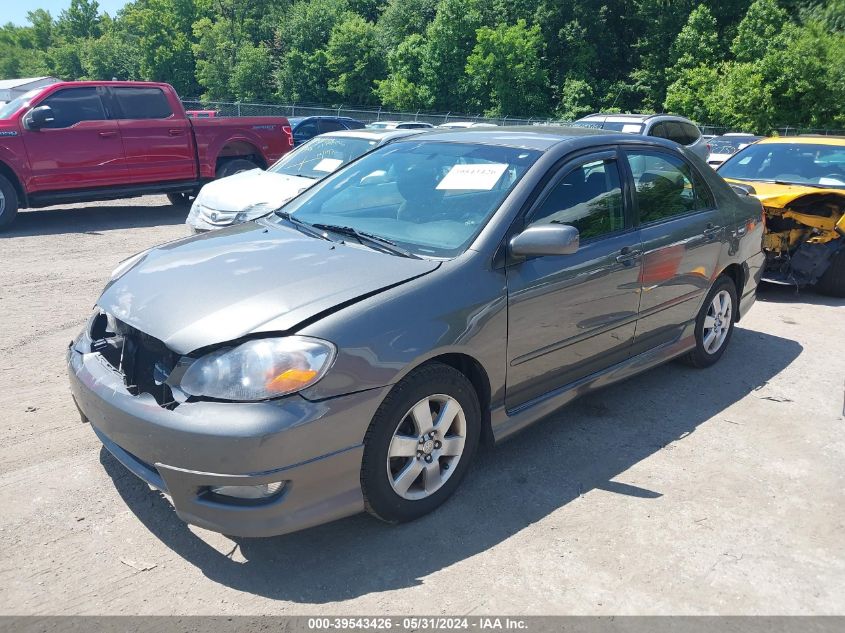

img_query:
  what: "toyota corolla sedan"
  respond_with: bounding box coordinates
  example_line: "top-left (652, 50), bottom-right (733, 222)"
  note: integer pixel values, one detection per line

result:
top-left (186, 128), bottom-right (423, 232)
top-left (68, 128), bottom-right (765, 537)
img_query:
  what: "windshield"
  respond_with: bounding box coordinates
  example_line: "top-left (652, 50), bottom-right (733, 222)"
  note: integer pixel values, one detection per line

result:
top-left (574, 120), bottom-right (644, 134)
top-left (719, 143), bottom-right (845, 187)
top-left (272, 141), bottom-right (541, 257)
top-left (268, 136), bottom-right (377, 179)
top-left (0, 88), bottom-right (42, 119)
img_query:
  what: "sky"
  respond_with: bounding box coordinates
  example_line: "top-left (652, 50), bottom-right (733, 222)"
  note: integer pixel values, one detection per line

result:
top-left (6, 0), bottom-right (129, 26)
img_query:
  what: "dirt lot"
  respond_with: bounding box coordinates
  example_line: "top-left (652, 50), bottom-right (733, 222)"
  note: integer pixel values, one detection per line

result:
top-left (0, 197), bottom-right (843, 615)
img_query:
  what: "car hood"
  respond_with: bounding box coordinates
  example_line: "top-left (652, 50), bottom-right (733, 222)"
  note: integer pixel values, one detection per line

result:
top-left (198, 169), bottom-right (316, 212)
top-left (98, 222), bottom-right (440, 354)
top-left (723, 178), bottom-right (845, 209)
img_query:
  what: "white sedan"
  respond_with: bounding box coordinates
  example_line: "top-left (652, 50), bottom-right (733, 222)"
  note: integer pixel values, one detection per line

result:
top-left (186, 128), bottom-right (424, 232)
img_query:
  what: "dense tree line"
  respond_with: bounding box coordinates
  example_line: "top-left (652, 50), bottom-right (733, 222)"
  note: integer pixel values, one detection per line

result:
top-left (1, 0), bottom-right (843, 131)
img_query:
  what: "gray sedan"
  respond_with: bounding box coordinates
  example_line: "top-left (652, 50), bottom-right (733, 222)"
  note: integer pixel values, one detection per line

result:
top-left (68, 127), bottom-right (765, 537)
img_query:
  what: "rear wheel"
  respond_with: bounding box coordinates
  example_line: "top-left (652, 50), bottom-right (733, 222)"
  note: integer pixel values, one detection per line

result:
top-left (216, 158), bottom-right (259, 179)
top-left (0, 174), bottom-right (20, 231)
top-left (361, 363), bottom-right (481, 524)
top-left (681, 275), bottom-right (737, 368)
top-left (815, 244), bottom-right (845, 298)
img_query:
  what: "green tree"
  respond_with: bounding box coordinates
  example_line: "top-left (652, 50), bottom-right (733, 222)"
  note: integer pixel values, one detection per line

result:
top-left (275, 0), bottom-right (354, 102)
top-left (230, 42), bottom-right (275, 102)
top-left (422, 0), bottom-right (485, 111)
top-left (465, 19), bottom-right (550, 117)
top-left (27, 9), bottom-right (54, 50)
top-left (375, 33), bottom-right (429, 108)
top-left (80, 31), bottom-right (141, 79)
top-left (732, 0), bottom-right (789, 62)
top-left (557, 78), bottom-right (595, 120)
top-left (668, 4), bottom-right (720, 84)
top-left (326, 15), bottom-right (386, 103)
top-left (377, 0), bottom-right (439, 48)
top-left (57, 0), bottom-right (101, 39)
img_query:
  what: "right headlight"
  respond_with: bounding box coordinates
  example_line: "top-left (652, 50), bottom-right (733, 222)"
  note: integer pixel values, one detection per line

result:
top-left (180, 336), bottom-right (335, 401)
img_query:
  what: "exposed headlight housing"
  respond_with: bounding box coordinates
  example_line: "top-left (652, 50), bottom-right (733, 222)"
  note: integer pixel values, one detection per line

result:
top-left (180, 336), bottom-right (335, 401)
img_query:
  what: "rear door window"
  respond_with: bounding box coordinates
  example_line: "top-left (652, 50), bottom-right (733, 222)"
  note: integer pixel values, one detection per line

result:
top-left (679, 122), bottom-right (701, 145)
top-left (626, 150), bottom-right (714, 223)
top-left (39, 87), bottom-right (106, 128)
top-left (112, 87), bottom-right (173, 119)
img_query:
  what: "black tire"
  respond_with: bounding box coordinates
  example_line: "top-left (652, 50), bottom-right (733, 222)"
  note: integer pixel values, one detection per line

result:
top-left (0, 174), bottom-right (20, 231)
top-left (361, 362), bottom-right (481, 524)
top-left (680, 275), bottom-right (738, 368)
top-left (216, 158), bottom-right (259, 179)
top-left (815, 244), bottom-right (845, 298)
top-left (166, 192), bottom-right (193, 207)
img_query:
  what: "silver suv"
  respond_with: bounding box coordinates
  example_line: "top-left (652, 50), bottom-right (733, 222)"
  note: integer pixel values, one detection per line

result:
top-left (575, 113), bottom-right (708, 160)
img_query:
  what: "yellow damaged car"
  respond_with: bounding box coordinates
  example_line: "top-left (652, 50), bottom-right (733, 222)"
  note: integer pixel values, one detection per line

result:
top-left (717, 136), bottom-right (845, 296)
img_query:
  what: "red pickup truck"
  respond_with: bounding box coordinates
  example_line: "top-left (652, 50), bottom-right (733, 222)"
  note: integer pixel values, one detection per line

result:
top-left (0, 81), bottom-right (293, 229)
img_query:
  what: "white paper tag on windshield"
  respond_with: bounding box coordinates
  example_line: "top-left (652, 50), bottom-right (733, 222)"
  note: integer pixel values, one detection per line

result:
top-left (436, 163), bottom-right (508, 190)
top-left (314, 158), bottom-right (343, 172)
top-left (621, 124), bottom-right (642, 133)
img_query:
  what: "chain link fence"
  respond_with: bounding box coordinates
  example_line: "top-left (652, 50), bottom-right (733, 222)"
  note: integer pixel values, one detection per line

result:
top-left (182, 100), bottom-right (565, 126)
top-left (183, 100), bottom-right (845, 136)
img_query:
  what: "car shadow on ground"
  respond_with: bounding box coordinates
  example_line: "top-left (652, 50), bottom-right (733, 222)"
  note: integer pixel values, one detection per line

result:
top-left (756, 282), bottom-right (845, 308)
top-left (1, 200), bottom-right (188, 237)
top-left (101, 325), bottom-right (802, 602)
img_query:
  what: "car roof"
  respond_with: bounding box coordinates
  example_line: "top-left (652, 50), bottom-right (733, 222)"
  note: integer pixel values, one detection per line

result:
top-left (317, 128), bottom-right (425, 142)
top-left (756, 136), bottom-right (845, 147)
top-left (579, 113), bottom-right (695, 124)
top-left (390, 125), bottom-right (634, 151)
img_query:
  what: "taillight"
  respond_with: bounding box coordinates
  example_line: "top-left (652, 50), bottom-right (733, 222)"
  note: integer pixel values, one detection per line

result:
top-left (282, 125), bottom-right (293, 148)
top-left (706, 143), bottom-right (711, 152)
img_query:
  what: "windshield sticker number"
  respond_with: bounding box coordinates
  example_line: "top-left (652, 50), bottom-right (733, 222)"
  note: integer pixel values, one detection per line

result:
top-left (314, 158), bottom-right (344, 172)
top-left (436, 163), bottom-right (508, 190)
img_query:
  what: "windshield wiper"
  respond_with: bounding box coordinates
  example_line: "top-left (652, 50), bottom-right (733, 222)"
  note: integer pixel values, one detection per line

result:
top-left (274, 211), bottom-right (333, 241)
top-left (309, 223), bottom-right (421, 259)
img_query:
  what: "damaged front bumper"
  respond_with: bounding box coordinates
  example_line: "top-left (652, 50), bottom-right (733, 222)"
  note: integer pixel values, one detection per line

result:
top-left (67, 321), bottom-right (386, 537)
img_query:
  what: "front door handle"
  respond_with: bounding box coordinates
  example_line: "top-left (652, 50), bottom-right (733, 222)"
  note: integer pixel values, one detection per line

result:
top-left (98, 130), bottom-right (117, 138)
top-left (702, 223), bottom-right (723, 239)
top-left (616, 246), bottom-right (643, 265)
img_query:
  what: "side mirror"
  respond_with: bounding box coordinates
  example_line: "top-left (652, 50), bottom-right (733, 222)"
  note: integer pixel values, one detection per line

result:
top-left (729, 183), bottom-right (756, 196)
top-left (510, 224), bottom-right (580, 258)
top-left (24, 105), bottom-right (55, 130)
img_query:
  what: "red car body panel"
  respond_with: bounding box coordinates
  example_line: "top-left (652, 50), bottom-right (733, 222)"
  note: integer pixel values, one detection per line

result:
top-left (0, 81), bottom-right (292, 203)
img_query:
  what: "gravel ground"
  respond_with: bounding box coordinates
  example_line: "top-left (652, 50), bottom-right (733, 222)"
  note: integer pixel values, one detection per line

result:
top-left (0, 197), bottom-right (843, 615)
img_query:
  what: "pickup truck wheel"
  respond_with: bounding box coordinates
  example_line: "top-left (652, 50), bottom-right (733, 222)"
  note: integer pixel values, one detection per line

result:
top-left (0, 174), bottom-right (19, 231)
top-left (680, 276), bottom-right (737, 369)
top-left (166, 192), bottom-right (192, 207)
top-left (815, 245), bottom-right (845, 298)
top-left (216, 159), bottom-right (258, 179)
top-left (361, 363), bottom-right (481, 524)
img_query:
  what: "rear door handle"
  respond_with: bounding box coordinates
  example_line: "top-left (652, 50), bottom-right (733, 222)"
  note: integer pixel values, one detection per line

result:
top-left (168, 129), bottom-right (184, 136)
top-left (616, 246), bottom-right (643, 265)
top-left (98, 131), bottom-right (117, 138)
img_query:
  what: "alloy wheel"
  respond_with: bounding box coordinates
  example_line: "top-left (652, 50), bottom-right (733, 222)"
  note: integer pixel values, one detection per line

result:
top-left (386, 394), bottom-right (467, 501)
top-left (702, 289), bottom-right (732, 354)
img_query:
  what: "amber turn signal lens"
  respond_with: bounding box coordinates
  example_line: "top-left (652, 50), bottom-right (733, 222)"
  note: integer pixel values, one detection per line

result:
top-left (267, 368), bottom-right (319, 392)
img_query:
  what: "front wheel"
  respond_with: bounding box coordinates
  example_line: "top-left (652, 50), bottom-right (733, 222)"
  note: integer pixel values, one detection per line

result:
top-left (361, 363), bottom-right (481, 524)
top-left (681, 275), bottom-right (737, 368)
top-left (815, 244), bottom-right (845, 298)
top-left (166, 192), bottom-right (193, 207)
top-left (0, 174), bottom-right (20, 231)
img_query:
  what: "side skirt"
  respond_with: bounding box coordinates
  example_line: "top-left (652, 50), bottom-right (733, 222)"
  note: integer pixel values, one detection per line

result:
top-left (491, 323), bottom-right (697, 443)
